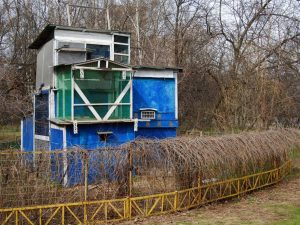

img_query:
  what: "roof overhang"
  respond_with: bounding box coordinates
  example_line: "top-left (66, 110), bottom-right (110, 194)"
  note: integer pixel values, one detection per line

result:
top-left (29, 24), bottom-right (131, 50)
top-left (133, 65), bottom-right (183, 73)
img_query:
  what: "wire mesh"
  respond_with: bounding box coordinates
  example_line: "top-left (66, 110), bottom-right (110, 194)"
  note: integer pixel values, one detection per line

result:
top-left (0, 147), bottom-right (130, 208)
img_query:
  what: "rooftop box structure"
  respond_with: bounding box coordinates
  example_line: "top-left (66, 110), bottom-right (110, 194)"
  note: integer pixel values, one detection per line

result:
top-left (30, 24), bottom-right (131, 89)
top-left (21, 24), bottom-right (181, 152)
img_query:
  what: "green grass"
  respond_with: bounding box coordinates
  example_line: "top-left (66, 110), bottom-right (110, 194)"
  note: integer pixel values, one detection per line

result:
top-left (0, 125), bottom-right (20, 149)
top-left (290, 148), bottom-right (300, 160)
top-left (268, 204), bottom-right (300, 225)
top-left (0, 125), bottom-right (20, 141)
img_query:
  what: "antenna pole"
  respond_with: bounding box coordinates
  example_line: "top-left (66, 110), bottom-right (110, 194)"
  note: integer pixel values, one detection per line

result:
top-left (106, 0), bottom-right (111, 30)
top-left (66, 3), bottom-right (71, 26)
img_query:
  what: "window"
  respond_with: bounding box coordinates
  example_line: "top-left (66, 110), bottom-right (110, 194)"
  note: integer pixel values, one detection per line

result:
top-left (113, 35), bottom-right (130, 64)
top-left (114, 44), bottom-right (129, 54)
top-left (114, 35), bottom-right (129, 44)
top-left (35, 92), bottom-right (49, 136)
top-left (86, 44), bottom-right (110, 60)
top-left (141, 111), bottom-right (155, 119)
top-left (114, 55), bottom-right (129, 64)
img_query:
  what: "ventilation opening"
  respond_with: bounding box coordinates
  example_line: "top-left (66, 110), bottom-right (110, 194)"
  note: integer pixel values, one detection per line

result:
top-left (141, 111), bottom-right (156, 120)
top-left (97, 131), bottom-right (113, 142)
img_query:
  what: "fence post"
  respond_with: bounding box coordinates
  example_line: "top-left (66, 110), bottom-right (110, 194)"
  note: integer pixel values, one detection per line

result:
top-left (128, 143), bottom-right (133, 197)
top-left (84, 152), bottom-right (88, 201)
top-left (174, 191), bottom-right (178, 211)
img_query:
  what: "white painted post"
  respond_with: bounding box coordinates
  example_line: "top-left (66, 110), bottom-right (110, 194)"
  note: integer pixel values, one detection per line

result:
top-left (66, 4), bottom-right (71, 26)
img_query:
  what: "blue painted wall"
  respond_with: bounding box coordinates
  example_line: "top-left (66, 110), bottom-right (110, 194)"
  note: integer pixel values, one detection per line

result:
top-left (50, 128), bottom-right (64, 150)
top-left (66, 123), bottom-right (135, 149)
top-left (133, 77), bottom-right (178, 138)
top-left (135, 128), bottom-right (177, 139)
top-left (22, 117), bottom-right (34, 151)
top-left (133, 78), bottom-right (176, 120)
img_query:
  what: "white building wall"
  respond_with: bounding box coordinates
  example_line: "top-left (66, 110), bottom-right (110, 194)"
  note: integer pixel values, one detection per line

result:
top-left (36, 40), bottom-right (54, 89)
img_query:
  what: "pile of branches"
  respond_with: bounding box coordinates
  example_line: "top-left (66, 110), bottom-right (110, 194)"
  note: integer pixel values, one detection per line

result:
top-left (130, 129), bottom-right (300, 190)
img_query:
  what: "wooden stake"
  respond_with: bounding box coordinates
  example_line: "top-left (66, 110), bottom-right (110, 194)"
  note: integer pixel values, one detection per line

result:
top-left (84, 152), bottom-right (88, 201)
top-left (128, 144), bottom-right (133, 197)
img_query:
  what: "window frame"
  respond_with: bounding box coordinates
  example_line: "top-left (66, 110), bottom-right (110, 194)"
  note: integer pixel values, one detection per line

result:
top-left (113, 34), bottom-right (130, 64)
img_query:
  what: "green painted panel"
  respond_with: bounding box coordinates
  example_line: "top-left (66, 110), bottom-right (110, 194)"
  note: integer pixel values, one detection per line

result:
top-left (73, 69), bottom-right (131, 120)
top-left (74, 106), bottom-right (94, 120)
top-left (56, 66), bottom-right (72, 120)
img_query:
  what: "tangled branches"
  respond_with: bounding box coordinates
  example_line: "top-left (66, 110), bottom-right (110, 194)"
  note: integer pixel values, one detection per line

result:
top-left (130, 129), bottom-right (300, 191)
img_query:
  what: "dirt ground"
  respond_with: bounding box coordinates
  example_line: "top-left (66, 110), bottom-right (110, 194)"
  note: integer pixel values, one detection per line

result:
top-left (122, 158), bottom-right (300, 225)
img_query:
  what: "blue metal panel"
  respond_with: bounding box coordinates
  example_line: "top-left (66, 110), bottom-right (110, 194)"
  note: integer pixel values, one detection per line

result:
top-left (66, 123), bottom-right (135, 149)
top-left (133, 77), bottom-right (178, 139)
top-left (22, 117), bottom-right (34, 151)
top-left (138, 120), bottom-right (178, 128)
top-left (135, 128), bottom-right (177, 139)
top-left (133, 78), bottom-right (175, 120)
top-left (50, 128), bottom-right (64, 150)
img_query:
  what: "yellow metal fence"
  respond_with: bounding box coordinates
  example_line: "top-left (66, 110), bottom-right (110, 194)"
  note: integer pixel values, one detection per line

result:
top-left (0, 160), bottom-right (292, 224)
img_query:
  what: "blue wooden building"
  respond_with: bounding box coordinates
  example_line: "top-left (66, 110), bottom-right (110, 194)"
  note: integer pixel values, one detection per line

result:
top-left (21, 24), bottom-right (181, 151)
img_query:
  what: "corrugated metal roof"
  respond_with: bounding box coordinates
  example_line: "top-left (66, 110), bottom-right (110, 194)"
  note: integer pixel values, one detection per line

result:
top-left (29, 24), bottom-right (131, 49)
top-left (133, 65), bottom-right (183, 72)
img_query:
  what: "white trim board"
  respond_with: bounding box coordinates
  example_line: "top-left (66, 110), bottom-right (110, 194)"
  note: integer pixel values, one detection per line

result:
top-left (134, 70), bottom-right (175, 78)
top-left (174, 72), bottom-right (178, 119)
top-left (35, 135), bottom-right (50, 141)
top-left (20, 120), bottom-right (23, 151)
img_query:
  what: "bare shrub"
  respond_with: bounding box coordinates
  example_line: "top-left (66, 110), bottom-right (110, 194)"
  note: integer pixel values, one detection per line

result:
top-left (130, 129), bottom-right (300, 193)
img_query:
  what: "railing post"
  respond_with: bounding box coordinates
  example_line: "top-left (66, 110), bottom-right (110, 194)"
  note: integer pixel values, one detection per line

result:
top-left (289, 161), bottom-right (292, 174)
top-left (39, 208), bottom-right (42, 225)
top-left (15, 210), bottom-right (18, 225)
top-left (125, 197), bottom-right (131, 219)
top-left (174, 191), bottom-right (179, 211)
top-left (61, 206), bottom-right (65, 225)
top-left (237, 179), bottom-right (240, 198)
top-left (84, 203), bottom-right (88, 224)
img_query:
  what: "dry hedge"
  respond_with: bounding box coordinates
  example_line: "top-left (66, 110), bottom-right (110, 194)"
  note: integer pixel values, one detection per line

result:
top-left (130, 128), bottom-right (300, 190)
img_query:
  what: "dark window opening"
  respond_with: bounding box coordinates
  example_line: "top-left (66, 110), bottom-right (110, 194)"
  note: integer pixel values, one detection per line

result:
top-left (114, 35), bottom-right (129, 44)
top-left (114, 44), bottom-right (128, 54)
top-left (97, 131), bottom-right (113, 142)
top-left (100, 60), bottom-right (107, 68)
top-left (86, 44), bottom-right (110, 60)
top-left (35, 92), bottom-right (49, 136)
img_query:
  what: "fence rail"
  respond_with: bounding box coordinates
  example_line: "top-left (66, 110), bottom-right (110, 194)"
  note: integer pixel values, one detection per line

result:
top-left (0, 160), bottom-right (292, 224)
